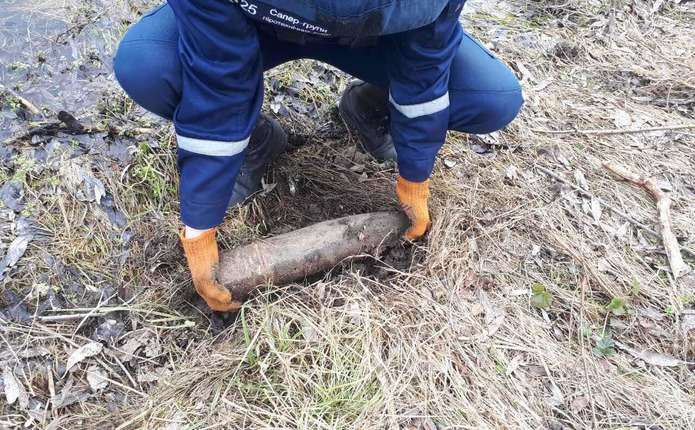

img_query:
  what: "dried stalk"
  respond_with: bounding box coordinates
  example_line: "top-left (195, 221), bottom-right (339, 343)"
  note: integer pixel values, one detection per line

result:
top-left (532, 123), bottom-right (695, 136)
top-left (536, 165), bottom-right (695, 258)
top-left (603, 162), bottom-right (691, 278)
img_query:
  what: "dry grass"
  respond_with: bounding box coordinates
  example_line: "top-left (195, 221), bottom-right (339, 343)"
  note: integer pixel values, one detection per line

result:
top-left (1, 0), bottom-right (695, 429)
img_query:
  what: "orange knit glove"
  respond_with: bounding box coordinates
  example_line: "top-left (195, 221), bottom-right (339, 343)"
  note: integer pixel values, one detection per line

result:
top-left (179, 228), bottom-right (241, 312)
top-left (396, 176), bottom-right (431, 241)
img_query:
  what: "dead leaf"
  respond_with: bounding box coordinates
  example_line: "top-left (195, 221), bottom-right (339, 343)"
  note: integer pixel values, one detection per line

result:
top-left (349, 164), bottom-right (365, 173)
top-left (136, 366), bottom-right (171, 384)
top-left (115, 338), bottom-right (143, 363)
top-left (548, 383), bottom-right (564, 407)
top-left (346, 302), bottom-right (363, 325)
top-left (681, 311), bottom-right (695, 334)
top-left (287, 176), bottom-right (298, 195)
top-left (0, 180), bottom-right (25, 212)
top-left (59, 161), bottom-right (106, 204)
top-left (144, 338), bottom-right (162, 358)
top-left (505, 165), bottom-right (519, 182)
top-left (3, 366), bottom-right (29, 408)
top-left (637, 350), bottom-right (684, 367)
top-left (481, 293), bottom-right (506, 338)
top-left (470, 303), bottom-right (484, 316)
top-left (403, 417), bottom-right (439, 430)
top-left (597, 258), bottom-right (612, 272)
top-left (514, 60), bottom-right (532, 82)
top-left (533, 78), bottom-right (553, 92)
top-left (613, 109), bottom-right (632, 128)
top-left (66, 342), bottom-right (103, 372)
top-left (525, 365), bottom-right (547, 377)
top-left (301, 319), bottom-right (318, 342)
top-left (84, 175), bottom-right (106, 204)
top-left (570, 395), bottom-right (590, 413)
top-left (114, 331), bottom-right (151, 363)
top-left (574, 170), bottom-right (589, 190)
top-left (94, 319), bottom-right (125, 344)
top-left (590, 198), bottom-right (602, 222)
top-left (506, 355), bottom-right (523, 376)
top-left (652, 0), bottom-right (666, 14)
top-left (638, 307), bottom-right (664, 322)
top-left (556, 152), bottom-right (570, 168)
top-left (615, 222), bottom-right (629, 238)
top-left (468, 237), bottom-right (478, 254)
top-left (86, 366), bottom-right (109, 392)
top-left (259, 177), bottom-right (277, 196)
top-left (0, 234), bottom-right (33, 279)
top-left (15, 346), bottom-right (51, 359)
top-left (51, 378), bottom-right (90, 409)
top-left (656, 179), bottom-right (673, 192)
top-left (581, 199), bottom-right (591, 216)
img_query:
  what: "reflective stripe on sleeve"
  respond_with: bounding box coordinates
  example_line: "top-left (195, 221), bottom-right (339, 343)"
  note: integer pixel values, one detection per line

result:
top-left (176, 134), bottom-right (250, 157)
top-left (388, 92), bottom-right (450, 119)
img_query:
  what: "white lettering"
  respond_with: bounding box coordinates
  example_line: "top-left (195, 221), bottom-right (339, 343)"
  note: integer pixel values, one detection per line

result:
top-left (302, 22), bottom-right (328, 34)
top-left (230, 0), bottom-right (257, 15)
top-left (270, 8), bottom-right (300, 26)
top-left (232, 1), bottom-right (332, 36)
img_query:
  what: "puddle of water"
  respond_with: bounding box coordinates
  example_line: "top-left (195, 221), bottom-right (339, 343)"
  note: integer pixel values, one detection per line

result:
top-left (0, 0), bottom-right (152, 139)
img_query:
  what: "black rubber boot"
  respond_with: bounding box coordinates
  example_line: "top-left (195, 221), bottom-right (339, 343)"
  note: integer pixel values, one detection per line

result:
top-left (229, 114), bottom-right (288, 207)
top-left (338, 80), bottom-right (397, 162)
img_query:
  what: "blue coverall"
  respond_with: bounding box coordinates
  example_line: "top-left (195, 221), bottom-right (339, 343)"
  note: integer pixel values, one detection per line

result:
top-left (114, 1), bottom-right (523, 230)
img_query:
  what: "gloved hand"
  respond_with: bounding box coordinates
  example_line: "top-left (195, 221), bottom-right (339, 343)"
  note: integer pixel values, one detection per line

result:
top-left (396, 176), bottom-right (431, 241)
top-left (179, 228), bottom-right (242, 312)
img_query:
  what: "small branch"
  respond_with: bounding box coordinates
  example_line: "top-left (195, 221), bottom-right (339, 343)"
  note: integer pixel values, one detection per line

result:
top-left (532, 124), bottom-right (695, 136)
top-left (603, 162), bottom-right (691, 279)
top-left (536, 166), bottom-right (695, 259)
top-left (53, 11), bottom-right (107, 45)
top-left (0, 84), bottom-right (41, 116)
top-left (2, 114), bottom-right (155, 146)
top-left (575, 276), bottom-right (598, 427)
top-left (35, 313), bottom-right (109, 322)
top-left (2, 121), bottom-right (100, 146)
top-left (111, 354), bottom-right (139, 389)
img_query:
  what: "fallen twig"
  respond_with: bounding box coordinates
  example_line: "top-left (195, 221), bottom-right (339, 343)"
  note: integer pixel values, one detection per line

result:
top-left (2, 111), bottom-right (155, 146)
top-left (532, 123), bottom-right (695, 136)
top-left (35, 313), bottom-right (110, 322)
top-left (603, 162), bottom-right (691, 278)
top-left (577, 276), bottom-right (598, 427)
top-left (2, 121), bottom-right (100, 146)
top-left (536, 166), bottom-right (695, 259)
top-left (0, 84), bottom-right (42, 116)
top-left (54, 10), bottom-right (107, 45)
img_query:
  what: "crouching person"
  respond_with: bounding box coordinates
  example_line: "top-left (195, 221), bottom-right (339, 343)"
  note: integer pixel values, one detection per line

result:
top-left (114, 0), bottom-right (523, 311)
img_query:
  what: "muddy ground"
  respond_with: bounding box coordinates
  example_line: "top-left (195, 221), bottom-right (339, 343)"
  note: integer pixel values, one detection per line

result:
top-left (1, 0), bottom-right (695, 429)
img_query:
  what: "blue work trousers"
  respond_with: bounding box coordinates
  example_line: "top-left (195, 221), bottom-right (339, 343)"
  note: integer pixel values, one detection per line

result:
top-left (114, 4), bottom-right (523, 136)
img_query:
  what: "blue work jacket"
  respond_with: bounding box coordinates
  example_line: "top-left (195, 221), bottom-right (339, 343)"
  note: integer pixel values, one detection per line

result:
top-left (169, 0), bottom-right (464, 229)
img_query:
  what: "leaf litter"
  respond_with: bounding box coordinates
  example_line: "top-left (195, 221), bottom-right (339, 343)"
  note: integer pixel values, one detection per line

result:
top-left (3, 366), bottom-right (29, 409)
top-left (85, 365), bottom-right (109, 392)
top-left (1, 0), bottom-right (695, 428)
top-left (65, 342), bottom-right (103, 372)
